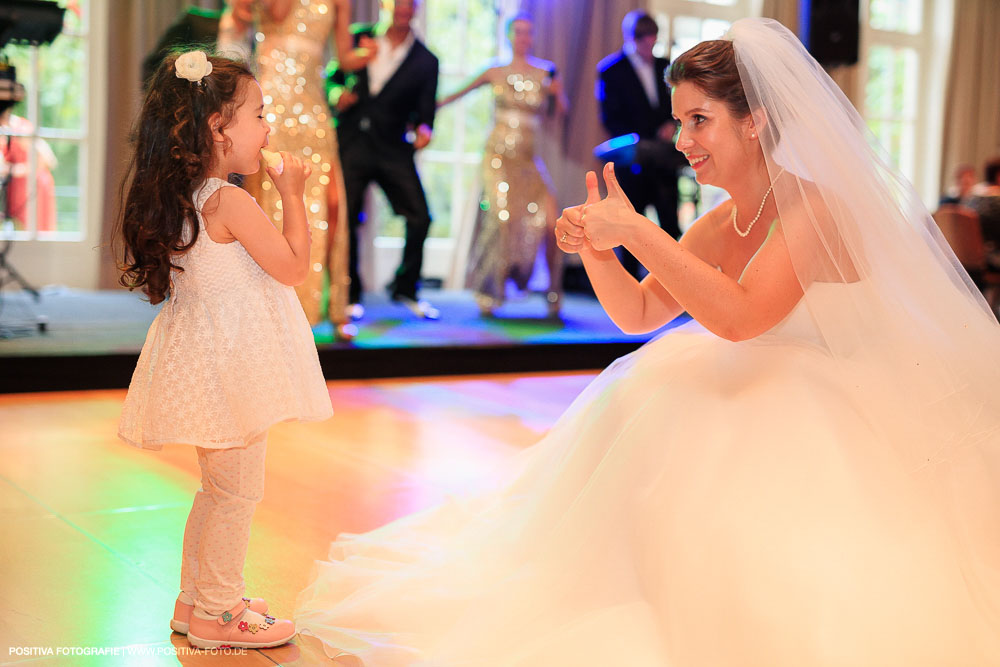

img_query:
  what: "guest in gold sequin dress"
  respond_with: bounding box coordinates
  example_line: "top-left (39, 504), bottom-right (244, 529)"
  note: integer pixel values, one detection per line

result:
top-left (219, 0), bottom-right (374, 338)
top-left (439, 13), bottom-right (568, 318)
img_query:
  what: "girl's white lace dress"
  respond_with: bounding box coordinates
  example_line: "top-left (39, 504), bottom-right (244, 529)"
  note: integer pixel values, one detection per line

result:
top-left (119, 178), bottom-right (333, 450)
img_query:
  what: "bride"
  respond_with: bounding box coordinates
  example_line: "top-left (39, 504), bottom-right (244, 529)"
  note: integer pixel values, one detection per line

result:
top-left (296, 19), bottom-right (1000, 665)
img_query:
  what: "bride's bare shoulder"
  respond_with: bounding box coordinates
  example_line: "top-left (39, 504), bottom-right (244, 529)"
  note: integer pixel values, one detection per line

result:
top-left (682, 200), bottom-right (734, 245)
top-left (775, 177), bottom-right (843, 236)
top-left (774, 175), bottom-right (861, 281)
top-left (680, 200), bottom-right (736, 265)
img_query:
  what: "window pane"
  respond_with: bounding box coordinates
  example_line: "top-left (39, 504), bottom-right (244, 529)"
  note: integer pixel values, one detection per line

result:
top-left (1, 2), bottom-right (88, 242)
top-left (900, 47), bottom-right (918, 117)
top-left (898, 122), bottom-right (915, 179)
top-left (38, 35), bottom-right (86, 131)
top-left (701, 19), bottom-right (731, 42)
top-left (422, 160), bottom-right (456, 239)
top-left (671, 16), bottom-right (730, 62)
top-left (866, 46), bottom-right (891, 116)
top-left (865, 44), bottom-right (917, 179)
top-left (1, 134), bottom-right (36, 232)
top-left (866, 117), bottom-right (915, 179)
top-left (5, 46), bottom-right (33, 121)
top-left (869, 0), bottom-right (921, 34)
top-left (465, 0), bottom-right (496, 64)
top-left (46, 139), bottom-right (81, 234)
top-left (462, 88), bottom-right (492, 154)
top-left (371, 188), bottom-right (405, 238)
top-left (652, 14), bottom-right (670, 59)
top-left (1, 138), bottom-right (80, 234)
top-left (671, 16), bottom-right (701, 62)
top-left (433, 76), bottom-right (463, 152)
top-left (424, 1), bottom-right (464, 60)
top-left (4, 37), bottom-right (86, 132)
top-left (889, 120), bottom-right (902, 161)
top-left (434, 72), bottom-right (490, 155)
top-left (865, 45), bottom-right (917, 120)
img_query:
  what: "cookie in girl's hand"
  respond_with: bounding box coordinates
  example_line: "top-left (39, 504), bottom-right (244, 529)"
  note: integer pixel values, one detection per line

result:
top-left (260, 148), bottom-right (283, 175)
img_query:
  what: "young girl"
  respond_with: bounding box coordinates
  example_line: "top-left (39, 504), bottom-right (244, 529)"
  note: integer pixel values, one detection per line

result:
top-left (116, 50), bottom-right (333, 649)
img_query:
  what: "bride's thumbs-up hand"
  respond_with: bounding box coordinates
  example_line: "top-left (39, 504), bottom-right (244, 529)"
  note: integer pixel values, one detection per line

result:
top-left (581, 162), bottom-right (636, 251)
top-left (554, 170), bottom-right (602, 254)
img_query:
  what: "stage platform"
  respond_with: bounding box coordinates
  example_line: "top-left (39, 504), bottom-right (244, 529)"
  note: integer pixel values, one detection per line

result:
top-left (0, 286), bottom-right (682, 394)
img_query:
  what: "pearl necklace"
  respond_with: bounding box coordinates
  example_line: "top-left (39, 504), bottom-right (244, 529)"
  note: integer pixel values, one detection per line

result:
top-left (732, 168), bottom-right (785, 238)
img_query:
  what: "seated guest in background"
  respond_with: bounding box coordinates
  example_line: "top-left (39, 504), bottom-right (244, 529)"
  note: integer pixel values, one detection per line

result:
top-left (596, 10), bottom-right (682, 278)
top-left (967, 157), bottom-right (1000, 261)
top-left (326, 0), bottom-right (441, 320)
top-left (939, 163), bottom-right (976, 206)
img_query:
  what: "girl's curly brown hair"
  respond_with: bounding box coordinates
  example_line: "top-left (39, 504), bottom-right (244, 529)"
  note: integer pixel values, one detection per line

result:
top-left (115, 52), bottom-right (254, 304)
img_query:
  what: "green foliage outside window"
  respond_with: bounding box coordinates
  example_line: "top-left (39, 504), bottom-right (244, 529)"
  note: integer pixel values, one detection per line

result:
top-left (865, 45), bottom-right (917, 179)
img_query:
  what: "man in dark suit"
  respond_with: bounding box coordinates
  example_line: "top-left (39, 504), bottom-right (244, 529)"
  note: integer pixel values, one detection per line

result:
top-left (326, 0), bottom-right (440, 319)
top-left (596, 11), bottom-right (681, 278)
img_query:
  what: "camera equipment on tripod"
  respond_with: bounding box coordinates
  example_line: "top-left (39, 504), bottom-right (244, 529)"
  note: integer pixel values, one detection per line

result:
top-left (0, 61), bottom-right (26, 107)
top-left (0, 0), bottom-right (66, 49)
top-left (0, 0), bottom-right (60, 336)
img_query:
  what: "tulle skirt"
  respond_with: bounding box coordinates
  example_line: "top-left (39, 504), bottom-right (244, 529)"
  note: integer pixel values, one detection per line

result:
top-left (296, 318), bottom-right (1000, 666)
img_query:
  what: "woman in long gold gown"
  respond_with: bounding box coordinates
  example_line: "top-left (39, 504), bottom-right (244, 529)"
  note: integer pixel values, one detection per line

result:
top-left (440, 13), bottom-right (568, 318)
top-left (219, 0), bottom-right (372, 338)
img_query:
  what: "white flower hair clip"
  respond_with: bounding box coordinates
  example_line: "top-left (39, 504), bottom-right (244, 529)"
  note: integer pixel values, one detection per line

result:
top-left (175, 51), bottom-right (213, 84)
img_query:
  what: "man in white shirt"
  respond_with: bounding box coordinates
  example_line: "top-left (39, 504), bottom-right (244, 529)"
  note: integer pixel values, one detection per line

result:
top-left (327, 0), bottom-right (440, 318)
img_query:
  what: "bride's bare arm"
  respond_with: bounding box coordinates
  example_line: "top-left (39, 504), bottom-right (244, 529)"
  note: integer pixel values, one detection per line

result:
top-left (582, 164), bottom-right (803, 341)
top-left (579, 250), bottom-right (688, 334)
top-left (556, 172), bottom-right (723, 334)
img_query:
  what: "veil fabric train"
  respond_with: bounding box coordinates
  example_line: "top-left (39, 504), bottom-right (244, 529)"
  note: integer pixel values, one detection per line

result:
top-left (295, 18), bottom-right (1000, 665)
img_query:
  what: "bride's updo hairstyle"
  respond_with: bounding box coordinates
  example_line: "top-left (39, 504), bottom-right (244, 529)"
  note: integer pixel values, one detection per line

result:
top-left (667, 40), bottom-right (750, 121)
top-left (669, 39), bottom-right (784, 148)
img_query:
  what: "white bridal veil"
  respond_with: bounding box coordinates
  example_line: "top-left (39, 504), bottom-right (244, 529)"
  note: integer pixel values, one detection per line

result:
top-left (730, 15), bottom-right (1000, 619)
top-left (731, 18), bottom-right (1000, 460)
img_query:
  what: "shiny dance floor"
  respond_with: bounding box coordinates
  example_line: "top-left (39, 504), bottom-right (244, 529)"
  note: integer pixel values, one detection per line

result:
top-left (0, 371), bottom-right (597, 665)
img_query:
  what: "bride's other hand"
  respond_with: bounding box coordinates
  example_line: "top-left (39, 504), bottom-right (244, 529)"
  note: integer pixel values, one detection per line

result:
top-left (581, 162), bottom-right (638, 252)
top-left (555, 170), bottom-right (601, 254)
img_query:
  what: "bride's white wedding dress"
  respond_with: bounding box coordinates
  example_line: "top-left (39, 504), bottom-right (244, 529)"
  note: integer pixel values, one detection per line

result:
top-left (295, 281), bottom-right (1000, 666)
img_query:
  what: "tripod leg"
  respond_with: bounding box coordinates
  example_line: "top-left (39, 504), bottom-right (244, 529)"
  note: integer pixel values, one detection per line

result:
top-left (0, 254), bottom-right (41, 301)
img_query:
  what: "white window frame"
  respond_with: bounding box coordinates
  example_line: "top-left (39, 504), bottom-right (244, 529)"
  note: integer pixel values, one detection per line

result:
top-left (859, 0), bottom-right (952, 207)
top-left (649, 0), bottom-right (761, 61)
top-left (0, 0), bottom-right (107, 289)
